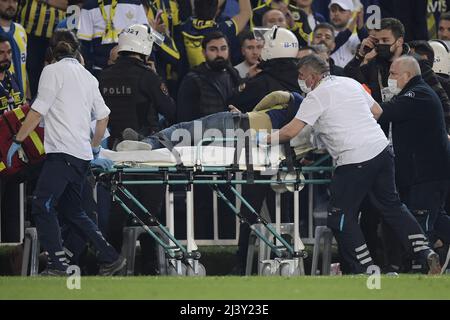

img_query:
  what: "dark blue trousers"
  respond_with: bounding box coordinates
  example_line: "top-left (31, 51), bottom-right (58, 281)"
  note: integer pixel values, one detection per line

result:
top-left (327, 146), bottom-right (430, 274)
top-left (31, 153), bottom-right (118, 270)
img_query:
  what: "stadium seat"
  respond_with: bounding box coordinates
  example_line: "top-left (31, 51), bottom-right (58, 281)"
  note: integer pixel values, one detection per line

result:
top-left (311, 225), bottom-right (333, 275)
top-left (21, 227), bottom-right (40, 276)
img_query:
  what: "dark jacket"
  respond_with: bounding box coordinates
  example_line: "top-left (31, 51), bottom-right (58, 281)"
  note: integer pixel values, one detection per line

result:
top-left (344, 45), bottom-right (450, 131)
top-left (379, 76), bottom-right (450, 187)
top-left (98, 56), bottom-right (176, 147)
top-left (176, 62), bottom-right (241, 122)
top-left (229, 58), bottom-right (301, 112)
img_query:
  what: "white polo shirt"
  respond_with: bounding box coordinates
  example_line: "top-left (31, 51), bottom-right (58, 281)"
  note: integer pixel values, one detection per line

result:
top-left (32, 58), bottom-right (111, 161)
top-left (295, 76), bottom-right (388, 166)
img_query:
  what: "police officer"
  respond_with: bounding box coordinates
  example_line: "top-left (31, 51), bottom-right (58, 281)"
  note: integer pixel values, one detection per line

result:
top-left (265, 54), bottom-right (442, 274)
top-left (229, 26), bottom-right (301, 113)
top-left (99, 25), bottom-right (176, 273)
top-left (378, 56), bottom-right (450, 264)
top-left (99, 24), bottom-right (176, 149)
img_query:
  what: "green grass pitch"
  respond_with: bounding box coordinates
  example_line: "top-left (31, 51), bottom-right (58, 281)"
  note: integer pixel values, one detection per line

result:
top-left (1, 275), bottom-right (450, 300)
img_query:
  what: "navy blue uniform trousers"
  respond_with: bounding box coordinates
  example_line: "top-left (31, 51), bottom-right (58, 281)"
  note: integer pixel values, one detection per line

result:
top-left (31, 153), bottom-right (118, 270)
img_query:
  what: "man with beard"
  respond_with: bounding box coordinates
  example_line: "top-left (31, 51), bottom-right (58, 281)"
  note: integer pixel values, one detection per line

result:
top-left (0, 34), bottom-right (27, 243)
top-left (344, 18), bottom-right (450, 131)
top-left (311, 22), bottom-right (345, 76)
top-left (176, 32), bottom-right (242, 122)
top-left (0, 0), bottom-right (27, 98)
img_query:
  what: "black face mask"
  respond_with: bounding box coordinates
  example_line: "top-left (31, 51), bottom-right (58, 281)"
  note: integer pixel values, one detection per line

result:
top-left (207, 58), bottom-right (228, 71)
top-left (376, 43), bottom-right (395, 61)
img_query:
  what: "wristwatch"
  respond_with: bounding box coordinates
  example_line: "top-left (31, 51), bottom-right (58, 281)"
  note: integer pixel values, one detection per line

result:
top-left (12, 135), bottom-right (22, 145)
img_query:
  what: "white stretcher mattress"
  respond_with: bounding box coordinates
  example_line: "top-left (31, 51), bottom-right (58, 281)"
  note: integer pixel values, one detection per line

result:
top-left (100, 145), bottom-right (286, 170)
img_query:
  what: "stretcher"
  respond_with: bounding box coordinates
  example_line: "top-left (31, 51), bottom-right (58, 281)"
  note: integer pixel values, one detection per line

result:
top-left (96, 138), bottom-right (332, 276)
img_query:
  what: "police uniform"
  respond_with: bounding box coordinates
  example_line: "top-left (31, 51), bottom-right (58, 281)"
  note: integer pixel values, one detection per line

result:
top-left (379, 75), bottom-right (450, 246)
top-left (229, 58), bottom-right (301, 113)
top-left (98, 55), bottom-right (176, 148)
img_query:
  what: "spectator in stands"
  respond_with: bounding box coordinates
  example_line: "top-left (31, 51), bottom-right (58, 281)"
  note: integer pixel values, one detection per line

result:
top-left (0, 0), bottom-right (28, 98)
top-left (77, 0), bottom-right (148, 77)
top-left (344, 18), bottom-right (450, 131)
top-left (377, 56), bottom-right (450, 271)
top-left (234, 30), bottom-right (263, 79)
top-left (252, 0), bottom-right (290, 28)
top-left (17, 0), bottom-right (67, 98)
top-left (0, 35), bottom-right (27, 243)
top-left (261, 8), bottom-right (288, 28)
top-left (175, 0), bottom-right (251, 74)
top-left (438, 11), bottom-right (450, 47)
top-left (6, 29), bottom-right (125, 276)
top-left (297, 45), bottom-right (317, 59)
top-left (311, 22), bottom-right (345, 76)
top-left (328, 0), bottom-right (367, 68)
top-left (177, 32), bottom-right (241, 122)
top-left (288, 0), bottom-right (325, 47)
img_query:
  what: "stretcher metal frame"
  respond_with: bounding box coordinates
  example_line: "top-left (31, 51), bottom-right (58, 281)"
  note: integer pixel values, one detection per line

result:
top-left (96, 138), bottom-right (333, 276)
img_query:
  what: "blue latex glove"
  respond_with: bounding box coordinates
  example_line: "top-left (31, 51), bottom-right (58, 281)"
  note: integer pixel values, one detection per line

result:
top-left (7, 142), bottom-right (21, 167)
top-left (90, 157), bottom-right (114, 170)
top-left (92, 146), bottom-right (101, 159)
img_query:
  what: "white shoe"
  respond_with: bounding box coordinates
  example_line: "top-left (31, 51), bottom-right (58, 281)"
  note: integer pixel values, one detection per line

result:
top-left (116, 140), bottom-right (152, 152)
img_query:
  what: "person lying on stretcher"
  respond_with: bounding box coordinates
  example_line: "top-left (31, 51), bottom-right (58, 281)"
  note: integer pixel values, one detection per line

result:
top-left (116, 91), bottom-right (304, 151)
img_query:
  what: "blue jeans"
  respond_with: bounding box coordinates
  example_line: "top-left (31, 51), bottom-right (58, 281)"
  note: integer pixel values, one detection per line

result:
top-left (143, 112), bottom-right (236, 149)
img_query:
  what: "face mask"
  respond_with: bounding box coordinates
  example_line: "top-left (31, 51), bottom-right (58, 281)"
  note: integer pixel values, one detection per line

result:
top-left (207, 58), bottom-right (228, 71)
top-left (376, 43), bottom-right (395, 61)
top-left (298, 79), bottom-right (312, 94)
top-left (387, 78), bottom-right (401, 95)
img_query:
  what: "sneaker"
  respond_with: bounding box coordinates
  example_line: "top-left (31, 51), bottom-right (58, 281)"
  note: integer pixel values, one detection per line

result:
top-left (427, 251), bottom-right (442, 275)
top-left (98, 256), bottom-right (127, 276)
top-left (39, 268), bottom-right (67, 276)
top-left (116, 140), bottom-right (152, 152)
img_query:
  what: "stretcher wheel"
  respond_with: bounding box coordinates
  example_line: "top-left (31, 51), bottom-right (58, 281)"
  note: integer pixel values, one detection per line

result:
top-left (186, 262), bottom-right (206, 276)
top-left (261, 262), bottom-right (279, 276)
top-left (167, 261), bottom-right (187, 276)
top-left (280, 263), bottom-right (298, 277)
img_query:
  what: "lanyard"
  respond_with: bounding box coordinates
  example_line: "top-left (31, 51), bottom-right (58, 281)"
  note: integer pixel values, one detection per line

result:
top-left (98, 0), bottom-right (119, 44)
top-left (0, 72), bottom-right (18, 112)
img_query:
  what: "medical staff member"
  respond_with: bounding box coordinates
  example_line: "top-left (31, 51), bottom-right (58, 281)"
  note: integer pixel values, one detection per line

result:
top-left (265, 53), bottom-right (442, 274)
top-left (6, 29), bottom-right (125, 276)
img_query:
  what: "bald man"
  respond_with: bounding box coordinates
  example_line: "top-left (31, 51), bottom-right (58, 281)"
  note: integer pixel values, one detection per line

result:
top-left (262, 9), bottom-right (288, 28)
top-left (376, 56), bottom-right (450, 271)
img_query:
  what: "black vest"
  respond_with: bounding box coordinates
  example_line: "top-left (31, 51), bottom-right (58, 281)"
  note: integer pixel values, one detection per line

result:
top-left (189, 62), bottom-right (241, 118)
top-left (99, 57), bottom-right (160, 145)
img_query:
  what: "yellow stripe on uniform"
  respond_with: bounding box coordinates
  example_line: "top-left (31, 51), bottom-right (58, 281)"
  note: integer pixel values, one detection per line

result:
top-left (46, 7), bottom-right (56, 38)
top-left (0, 161), bottom-right (5, 171)
top-left (29, 131), bottom-right (45, 154)
top-left (13, 107), bottom-right (26, 120)
top-left (35, 3), bottom-right (47, 37)
top-left (26, 0), bottom-right (39, 34)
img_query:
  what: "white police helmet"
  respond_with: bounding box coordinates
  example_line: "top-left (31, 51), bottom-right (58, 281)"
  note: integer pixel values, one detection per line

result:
top-left (259, 26), bottom-right (299, 61)
top-left (118, 24), bottom-right (160, 56)
top-left (429, 40), bottom-right (450, 76)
